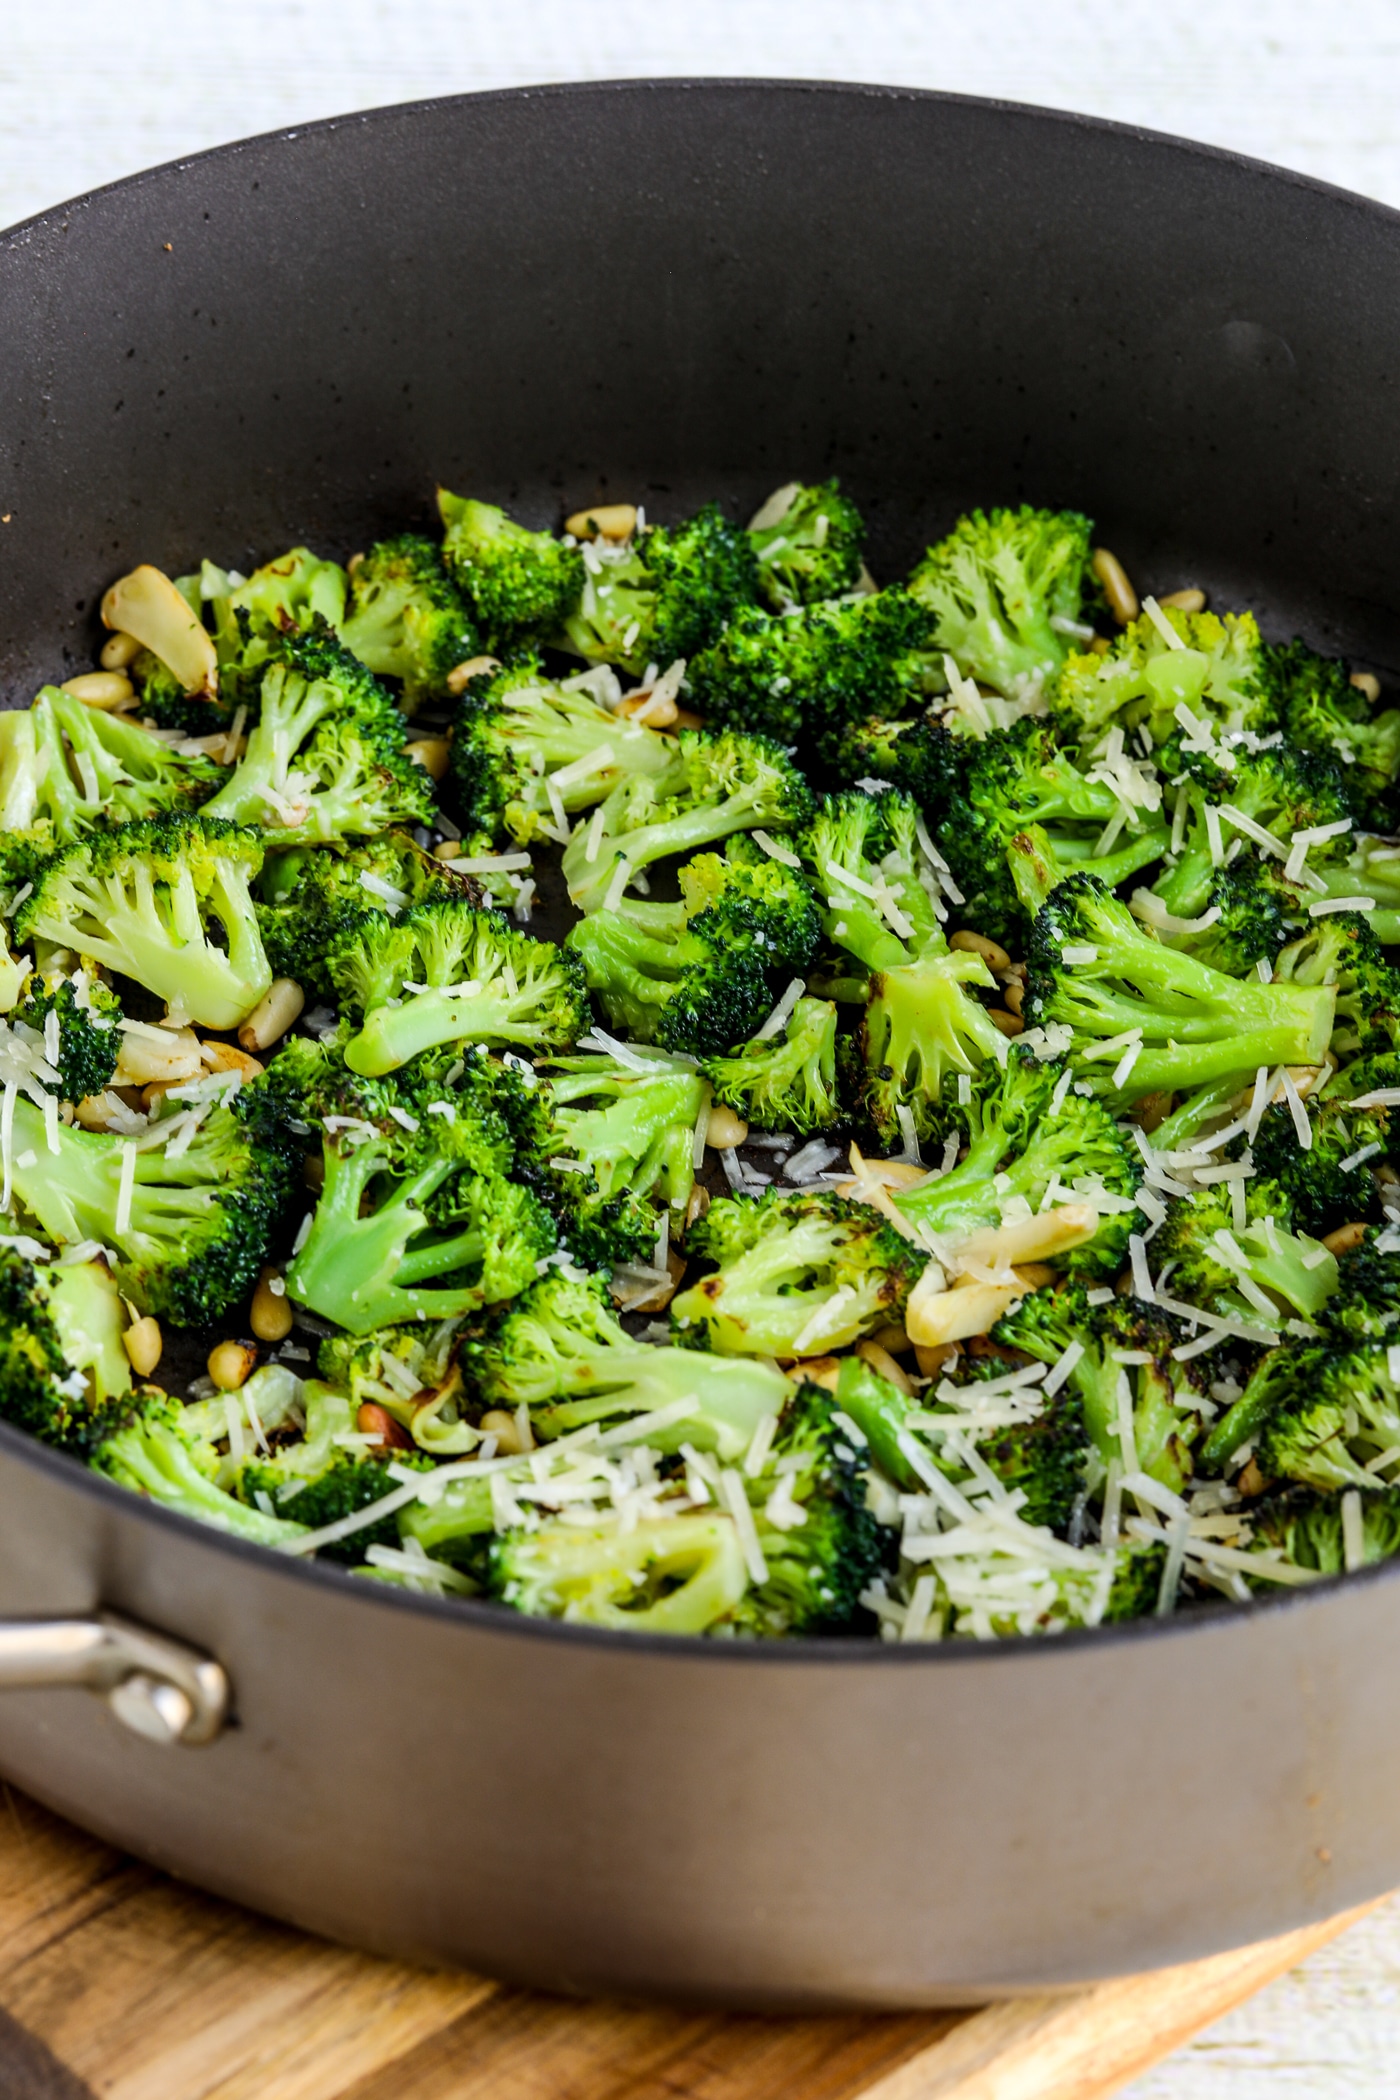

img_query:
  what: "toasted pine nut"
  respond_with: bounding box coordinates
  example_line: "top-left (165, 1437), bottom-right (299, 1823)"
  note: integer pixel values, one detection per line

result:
top-left (406, 737), bottom-right (450, 781)
top-left (208, 1338), bottom-right (257, 1391)
top-left (1131, 1091), bottom-right (1173, 1134)
top-left (1351, 671), bottom-right (1382, 704)
top-left (1157, 588), bottom-right (1205, 614)
top-left (870, 1321), bottom-right (912, 1356)
top-left (1116, 1269), bottom-right (1134, 1296)
top-left (617, 691), bottom-right (679, 728)
top-left (74, 1093), bottom-right (120, 1131)
top-left (950, 929), bottom-right (1011, 972)
top-left (61, 671), bottom-right (134, 709)
top-left (988, 1008), bottom-right (1024, 1037)
top-left (914, 1341), bottom-right (958, 1379)
top-left (705, 1105), bottom-right (748, 1149)
top-left (1010, 1262), bottom-right (1057, 1288)
top-left (356, 1401), bottom-right (414, 1451)
top-left (628, 1251), bottom-right (687, 1314)
top-left (99, 630), bottom-right (143, 671)
top-left (434, 840), bottom-right (462, 861)
top-left (347, 551), bottom-right (365, 573)
top-left (446, 654), bottom-right (501, 695)
top-left (238, 978), bottom-right (304, 1053)
top-left (1089, 636), bottom-right (1111, 656)
top-left (1236, 1458), bottom-right (1269, 1498)
top-left (1322, 1221), bottom-right (1367, 1257)
top-left (1002, 980), bottom-right (1024, 1016)
top-left (1092, 548), bottom-right (1138, 625)
top-left (685, 1183), bottom-right (710, 1230)
top-left (202, 1039), bottom-right (264, 1079)
top-left (672, 707), bottom-right (705, 732)
top-left (123, 1315), bottom-right (162, 1378)
top-left (480, 1407), bottom-right (528, 1455)
top-left (565, 502), bottom-right (637, 542)
top-left (788, 1356), bottom-right (841, 1391)
top-left (855, 1338), bottom-right (913, 1396)
top-left (250, 1266), bottom-right (294, 1342)
top-left (303, 1149), bottom-right (325, 1191)
top-left (114, 1027), bottom-right (203, 1087)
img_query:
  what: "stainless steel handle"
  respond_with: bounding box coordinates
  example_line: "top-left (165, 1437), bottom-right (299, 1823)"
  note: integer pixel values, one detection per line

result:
top-left (0, 1613), bottom-right (230, 1745)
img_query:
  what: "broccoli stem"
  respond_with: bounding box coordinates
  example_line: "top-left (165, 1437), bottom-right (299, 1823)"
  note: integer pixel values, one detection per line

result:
top-left (286, 1136), bottom-right (492, 1333)
top-left (343, 987), bottom-right (555, 1077)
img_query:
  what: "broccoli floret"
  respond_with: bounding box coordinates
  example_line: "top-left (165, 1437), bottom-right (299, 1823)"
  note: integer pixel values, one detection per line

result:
top-left (700, 996), bottom-right (840, 1135)
top-left (486, 1511), bottom-right (750, 1632)
top-left (9, 1087), bottom-right (296, 1325)
top-left (991, 1284), bottom-right (1205, 1493)
top-left (1246, 1341), bottom-right (1400, 1492)
top-left (896, 1052), bottom-right (1142, 1281)
top-left (317, 1322), bottom-right (457, 1411)
top-left (338, 534), bottom-right (480, 711)
top-left (861, 950), bottom-right (1013, 1149)
top-left (906, 506), bottom-right (1095, 703)
top-left (445, 653), bottom-right (676, 844)
top-left (539, 1051), bottom-right (706, 1260)
top-left (237, 1379), bottom-right (433, 1561)
top-left (1272, 913), bottom-right (1400, 1063)
top-left (559, 504), bottom-right (758, 677)
top-left (671, 1187), bottom-right (924, 1358)
top-left (685, 590), bottom-right (933, 752)
top-left (731, 1379), bottom-right (886, 1635)
top-left (1322, 1240), bottom-right (1400, 1344)
top-left (12, 968), bottom-right (121, 1103)
top-left (463, 1269), bottom-right (790, 1452)
top-left (203, 625), bottom-right (433, 842)
top-left (438, 490), bottom-right (586, 648)
top-left (15, 813), bottom-right (273, 1032)
top-left (1147, 857), bottom-right (1293, 977)
top-left (1296, 843), bottom-right (1400, 945)
top-left (275, 1036), bottom-right (556, 1334)
top-left (561, 729), bottom-right (812, 916)
top-left (567, 849), bottom-right (819, 1056)
top-left (797, 790), bottom-right (945, 972)
top-left (1055, 606), bottom-right (1274, 743)
top-left (1150, 740), bottom-right (1356, 927)
top-left (746, 479), bottom-right (866, 608)
top-left (1103, 1541), bottom-right (1170, 1621)
top-left (204, 547), bottom-right (350, 705)
top-left (1153, 1182), bottom-right (1338, 1330)
top-left (935, 717), bottom-right (1170, 950)
top-left (0, 1251), bottom-right (132, 1453)
top-left (332, 902), bottom-right (586, 1075)
top-left (1249, 1482), bottom-right (1400, 1577)
top-left (1266, 639), bottom-right (1400, 825)
top-left (1250, 1091), bottom-right (1391, 1239)
top-left (1023, 873), bottom-right (1335, 1101)
top-left (256, 831), bottom-right (480, 999)
top-left (0, 688), bottom-right (219, 859)
top-left (94, 1390), bottom-right (309, 1547)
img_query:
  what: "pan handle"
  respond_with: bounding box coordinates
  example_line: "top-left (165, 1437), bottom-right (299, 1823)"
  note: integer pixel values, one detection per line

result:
top-left (0, 1612), bottom-right (229, 1746)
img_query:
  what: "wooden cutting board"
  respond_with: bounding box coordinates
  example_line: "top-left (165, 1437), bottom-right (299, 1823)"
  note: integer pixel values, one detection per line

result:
top-left (0, 1784), bottom-right (1374, 2100)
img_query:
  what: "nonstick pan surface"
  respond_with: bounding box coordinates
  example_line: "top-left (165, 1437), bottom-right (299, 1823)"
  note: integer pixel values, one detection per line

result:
top-left (0, 80), bottom-right (1397, 2007)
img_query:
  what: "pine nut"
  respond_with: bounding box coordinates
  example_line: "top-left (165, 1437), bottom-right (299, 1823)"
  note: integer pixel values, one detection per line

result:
top-left (74, 1093), bottom-right (119, 1131)
top-left (250, 1266), bottom-right (293, 1342)
top-left (1010, 1262), bottom-right (1057, 1288)
top-left (988, 1008), bottom-right (1024, 1037)
top-left (855, 1338), bottom-right (913, 1395)
top-left (99, 630), bottom-right (143, 671)
top-left (480, 1407), bottom-right (528, 1455)
top-left (238, 979), bottom-right (304, 1053)
top-left (617, 691), bottom-right (679, 727)
top-left (787, 1356), bottom-right (841, 1391)
top-left (356, 1401), bottom-right (414, 1451)
top-left (200, 1040), bottom-right (264, 1081)
top-left (625, 1248), bottom-right (687, 1315)
top-left (950, 929), bottom-right (1011, 971)
top-left (1157, 588), bottom-right (1205, 614)
top-left (1132, 1090), bottom-right (1173, 1135)
top-left (870, 1321), bottom-right (912, 1355)
top-left (684, 1184), bottom-right (710, 1230)
top-left (1002, 980), bottom-right (1024, 1016)
top-left (672, 707), bottom-right (705, 732)
top-left (303, 1150), bottom-right (325, 1191)
top-left (1092, 548), bottom-right (1138, 625)
top-left (208, 1339), bottom-right (257, 1391)
top-left (122, 1315), bottom-right (162, 1378)
top-left (446, 654), bottom-right (501, 695)
top-left (61, 671), bottom-right (134, 709)
top-left (1322, 1221), bottom-right (1367, 1257)
top-left (1351, 671), bottom-right (1382, 704)
top-left (434, 840), bottom-right (462, 861)
top-left (915, 1342), bottom-right (958, 1379)
top-left (347, 551), bottom-right (365, 573)
top-left (565, 502), bottom-right (637, 542)
top-left (705, 1105), bottom-right (748, 1149)
top-left (406, 737), bottom-right (450, 781)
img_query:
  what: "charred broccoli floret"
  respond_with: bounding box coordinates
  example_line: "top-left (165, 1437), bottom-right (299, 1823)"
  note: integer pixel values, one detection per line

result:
top-left (700, 995), bottom-right (840, 1134)
top-left (1249, 1482), bottom-right (1400, 1577)
top-left (0, 1252), bottom-right (132, 1453)
top-left (256, 832), bottom-right (480, 999)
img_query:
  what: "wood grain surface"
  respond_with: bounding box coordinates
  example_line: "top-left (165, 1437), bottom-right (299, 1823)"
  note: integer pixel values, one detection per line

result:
top-left (0, 1782), bottom-right (1376, 2100)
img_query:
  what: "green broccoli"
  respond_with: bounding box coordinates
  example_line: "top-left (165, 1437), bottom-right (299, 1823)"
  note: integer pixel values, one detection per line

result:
top-left (0, 1250), bottom-right (132, 1453)
top-left (834, 709), bottom-right (970, 815)
top-left (256, 832), bottom-right (481, 999)
top-left (895, 1052), bottom-right (1142, 1281)
top-left (700, 996), bottom-right (840, 1134)
top-left (539, 1052), bottom-right (706, 1261)
top-left (906, 505), bottom-right (1095, 702)
top-left (1322, 1241), bottom-right (1400, 1345)
top-left (203, 625), bottom-right (433, 843)
top-left (746, 479), bottom-right (866, 608)
top-left (445, 653), bottom-right (677, 845)
top-left (237, 1379), bottom-right (433, 1561)
top-left (1249, 1091), bottom-right (1392, 1240)
top-left (331, 902), bottom-right (586, 1075)
top-left (1149, 740), bottom-right (1356, 927)
top-left (12, 968), bottom-right (121, 1103)
top-left (559, 503), bottom-right (758, 677)
top-left (0, 688), bottom-right (219, 859)
top-left (730, 1378), bottom-right (886, 1635)
top-left (486, 1513), bottom-right (750, 1633)
top-left (275, 1037), bottom-right (556, 1334)
top-left (1249, 1483), bottom-right (1400, 1577)
top-left (14, 814), bottom-right (273, 1031)
top-left (203, 547), bottom-right (350, 706)
top-left (1271, 913), bottom-right (1400, 1064)
top-left (9, 1087), bottom-right (296, 1325)
top-left (671, 1187), bottom-right (925, 1358)
top-left (338, 534), bottom-right (480, 711)
top-left (1153, 1183), bottom-right (1338, 1330)
top-left (1023, 873), bottom-right (1335, 1101)
top-left (1265, 640), bottom-right (1400, 826)
top-left (438, 490), bottom-right (585, 648)
top-left (684, 589), bottom-right (934, 751)
top-left (1248, 1341), bottom-right (1400, 1492)
top-left (561, 729), bottom-right (812, 916)
top-left (1054, 605), bottom-right (1275, 743)
top-left (94, 1391), bottom-right (309, 1547)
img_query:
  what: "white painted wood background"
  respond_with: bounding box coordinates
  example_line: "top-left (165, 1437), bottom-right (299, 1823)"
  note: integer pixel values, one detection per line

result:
top-left (3, 3), bottom-right (1400, 2090)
